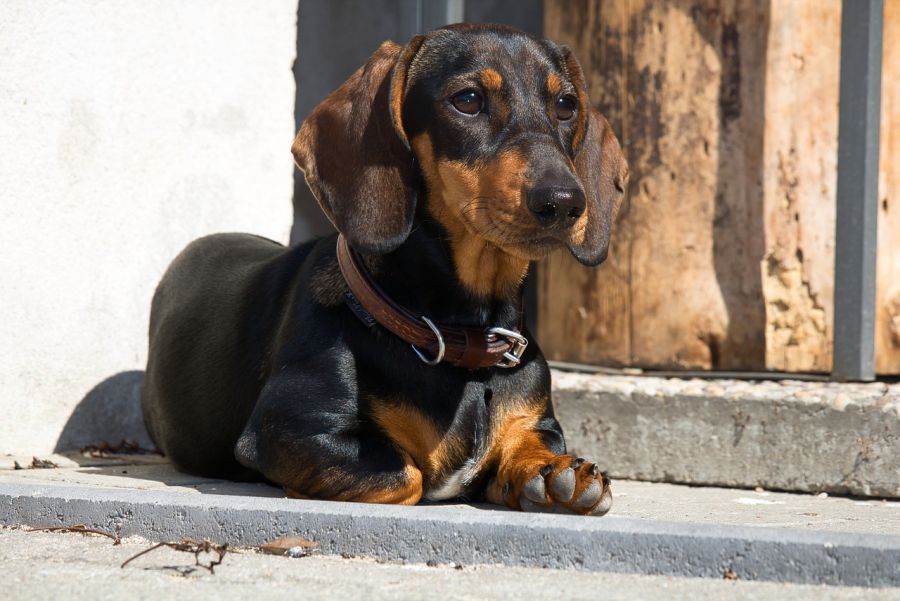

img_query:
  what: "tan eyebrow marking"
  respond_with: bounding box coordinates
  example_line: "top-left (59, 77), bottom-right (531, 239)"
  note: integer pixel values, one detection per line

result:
top-left (480, 68), bottom-right (503, 92)
top-left (547, 72), bottom-right (562, 97)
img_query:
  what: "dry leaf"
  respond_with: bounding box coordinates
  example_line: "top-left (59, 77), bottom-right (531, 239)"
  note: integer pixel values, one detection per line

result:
top-left (260, 536), bottom-right (318, 556)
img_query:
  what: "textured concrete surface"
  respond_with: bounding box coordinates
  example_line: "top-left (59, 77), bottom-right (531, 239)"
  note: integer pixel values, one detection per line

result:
top-left (1, 455), bottom-right (899, 587)
top-left (0, 1), bottom-right (296, 455)
top-left (553, 371), bottom-right (900, 498)
top-left (42, 368), bottom-right (900, 500)
top-left (4, 527), bottom-right (897, 601)
top-left (3, 453), bottom-right (900, 536)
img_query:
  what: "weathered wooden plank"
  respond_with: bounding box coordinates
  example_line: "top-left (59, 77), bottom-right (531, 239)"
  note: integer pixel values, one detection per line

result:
top-left (625, 0), bottom-right (770, 370)
top-left (876, 0), bottom-right (900, 373)
top-left (539, 0), bottom-right (898, 374)
top-left (540, 0), bottom-right (769, 370)
top-left (539, 0), bottom-right (632, 366)
top-left (760, 0), bottom-right (840, 373)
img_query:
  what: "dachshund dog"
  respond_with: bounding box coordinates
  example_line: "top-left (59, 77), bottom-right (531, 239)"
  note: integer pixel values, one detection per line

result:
top-left (142, 23), bottom-right (628, 515)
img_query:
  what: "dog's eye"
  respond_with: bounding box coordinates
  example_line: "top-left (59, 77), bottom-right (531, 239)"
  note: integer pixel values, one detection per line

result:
top-left (451, 90), bottom-right (483, 115)
top-left (555, 96), bottom-right (577, 121)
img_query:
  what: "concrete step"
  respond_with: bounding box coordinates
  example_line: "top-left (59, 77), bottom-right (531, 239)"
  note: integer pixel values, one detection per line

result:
top-left (0, 453), bottom-right (897, 587)
top-left (44, 368), bottom-right (900, 499)
top-left (4, 527), bottom-right (894, 601)
top-left (551, 369), bottom-right (900, 498)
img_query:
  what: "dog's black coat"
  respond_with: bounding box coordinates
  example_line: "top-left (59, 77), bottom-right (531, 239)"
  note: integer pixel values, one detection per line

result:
top-left (143, 225), bottom-right (554, 490)
top-left (142, 23), bottom-right (626, 510)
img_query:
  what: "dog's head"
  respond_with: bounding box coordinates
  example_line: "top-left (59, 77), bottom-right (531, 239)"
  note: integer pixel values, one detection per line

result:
top-left (293, 23), bottom-right (628, 267)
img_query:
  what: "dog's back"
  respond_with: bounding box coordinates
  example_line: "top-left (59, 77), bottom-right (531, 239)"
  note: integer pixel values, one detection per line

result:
top-left (142, 233), bottom-right (302, 479)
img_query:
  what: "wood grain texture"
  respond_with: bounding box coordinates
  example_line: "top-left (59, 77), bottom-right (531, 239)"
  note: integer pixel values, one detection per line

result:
top-left (626, 0), bottom-right (769, 370)
top-left (540, 0), bottom-right (769, 370)
top-left (876, 0), bottom-right (900, 374)
top-left (540, 0), bottom-right (632, 366)
top-left (759, 0), bottom-right (839, 372)
top-left (538, 0), bottom-right (899, 374)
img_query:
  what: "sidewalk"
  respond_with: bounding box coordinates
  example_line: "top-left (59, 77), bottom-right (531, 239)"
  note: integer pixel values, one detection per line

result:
top-left (3, 526), bottom-right (896, 601)
top-left (1, 451), bottom-right (898, 588)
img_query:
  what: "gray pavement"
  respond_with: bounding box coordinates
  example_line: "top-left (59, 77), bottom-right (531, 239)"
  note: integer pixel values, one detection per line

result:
top-left (3, 453), bottom-right (899, 535)
top-left (1, 453), bottom-right (899, 588)
top-left (3, 527), bottom-right (898, 601)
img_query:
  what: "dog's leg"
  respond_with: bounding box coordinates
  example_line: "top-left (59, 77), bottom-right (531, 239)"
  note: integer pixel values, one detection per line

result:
top-left (484, 406), bottom-right (612, 516)
top-left (282, 445), bottom-right (423, 505)
top-left (235, 367), bottom-right (425, 505)
top-left (239, 423), bottom-right (424, 505)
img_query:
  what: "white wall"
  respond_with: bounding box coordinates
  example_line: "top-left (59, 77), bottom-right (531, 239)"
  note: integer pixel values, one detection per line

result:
top-left (0, 1), bottom-right (297, 454)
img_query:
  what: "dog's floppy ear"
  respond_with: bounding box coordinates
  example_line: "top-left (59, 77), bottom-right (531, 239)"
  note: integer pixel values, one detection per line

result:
top-left (568, 106), bottom-right (629, 266)
top-left (292, 37), bottom-right (425, 254)
top-left (561, 49), bottom-right (629, 266)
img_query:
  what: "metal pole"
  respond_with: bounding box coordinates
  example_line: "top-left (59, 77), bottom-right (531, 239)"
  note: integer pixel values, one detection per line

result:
top-left (832, 0), bottom-right (884, 381)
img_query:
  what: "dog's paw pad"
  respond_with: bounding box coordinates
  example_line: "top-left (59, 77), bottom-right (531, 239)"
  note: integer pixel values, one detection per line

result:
top-left (520, 497), bottom-right (552, 513)
top-left (590, 489), bottom-right (614, 516)
top-left (513, 456), bottom-right (612, 516)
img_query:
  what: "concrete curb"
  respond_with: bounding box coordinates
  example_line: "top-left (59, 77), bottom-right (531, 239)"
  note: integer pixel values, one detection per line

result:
top-left (552, 371), bottom-right (900, 498)
top-left (2, 482), bottom-right (898, 587)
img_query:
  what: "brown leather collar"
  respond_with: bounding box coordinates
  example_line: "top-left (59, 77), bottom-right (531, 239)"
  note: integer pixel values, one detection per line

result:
top-left (335, 234), bottom-right (528, 369)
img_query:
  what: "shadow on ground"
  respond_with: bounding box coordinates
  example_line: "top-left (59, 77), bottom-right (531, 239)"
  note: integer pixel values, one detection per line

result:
top-left (54, 371), bottom-right (154, 453)
top-left (47, 371), bottom-right (281, 497)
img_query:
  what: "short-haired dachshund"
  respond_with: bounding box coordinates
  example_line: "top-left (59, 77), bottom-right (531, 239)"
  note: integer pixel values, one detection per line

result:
top-left (142, 23), bottom-right (628, 515)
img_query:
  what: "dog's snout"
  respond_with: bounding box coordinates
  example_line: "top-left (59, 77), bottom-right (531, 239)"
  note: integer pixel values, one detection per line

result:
top-left (526, 186), bottom-right (586, 228)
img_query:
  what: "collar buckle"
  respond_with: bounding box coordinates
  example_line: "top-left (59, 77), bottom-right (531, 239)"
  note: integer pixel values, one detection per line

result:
top-left (486, 327), bottom-right (528, 368)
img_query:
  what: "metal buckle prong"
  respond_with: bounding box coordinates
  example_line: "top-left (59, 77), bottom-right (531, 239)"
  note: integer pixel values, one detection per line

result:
top-left (411, 316), bottom-right (445, 366)
top-left (486, 326), bottom-right (528, 368)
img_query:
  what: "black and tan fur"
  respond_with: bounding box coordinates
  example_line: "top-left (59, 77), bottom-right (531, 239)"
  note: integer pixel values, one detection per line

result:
top-left (142, 23), bottom-right (628, 514)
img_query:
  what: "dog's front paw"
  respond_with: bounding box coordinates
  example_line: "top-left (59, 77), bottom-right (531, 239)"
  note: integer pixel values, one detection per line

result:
top-left (502, 455), bottom-right (612, 516)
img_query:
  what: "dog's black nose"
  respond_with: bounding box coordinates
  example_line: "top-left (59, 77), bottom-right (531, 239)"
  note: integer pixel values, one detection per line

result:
top-left (526, 186), bottom-right (586, 228)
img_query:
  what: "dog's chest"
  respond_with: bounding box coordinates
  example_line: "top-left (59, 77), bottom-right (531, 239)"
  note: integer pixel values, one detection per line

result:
top-left (424, 458), bottom-right (479, 501)
top-left (422, 391), bottom-right (492, 501)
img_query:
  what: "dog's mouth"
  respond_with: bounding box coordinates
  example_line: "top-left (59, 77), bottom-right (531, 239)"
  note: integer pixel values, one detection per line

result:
top-left (460, 207), bottom-right (574, 261)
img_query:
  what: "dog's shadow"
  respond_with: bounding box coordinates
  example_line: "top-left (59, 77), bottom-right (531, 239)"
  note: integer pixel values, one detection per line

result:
top-left (52, 371), bottom-right (281, 498)
top-left (55, 371), bottom-right (154, 453)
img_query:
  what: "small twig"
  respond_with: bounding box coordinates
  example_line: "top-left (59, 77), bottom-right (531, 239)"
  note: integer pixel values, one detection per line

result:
top-left (79, 439), bottom-right (160, 458)
top-left (120, 542), bottom-right (171, 569)
top-left (13, 457), bottom-right (59, 470)
top-left (27, 524), bottom-right (121, 545)
top-left (121, 539), bottom-right (228, 574)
